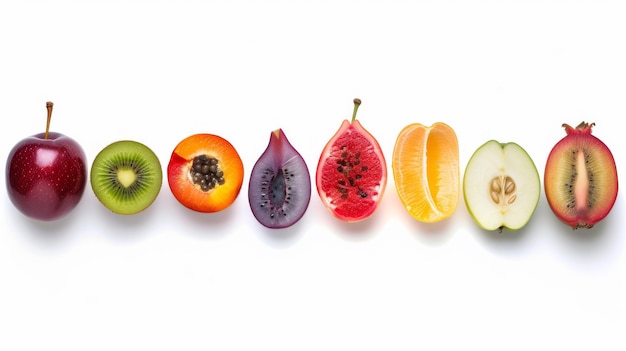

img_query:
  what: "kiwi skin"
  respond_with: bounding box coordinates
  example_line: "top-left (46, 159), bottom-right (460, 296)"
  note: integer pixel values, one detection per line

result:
top-left (90, 140), bottom-right (163, 215)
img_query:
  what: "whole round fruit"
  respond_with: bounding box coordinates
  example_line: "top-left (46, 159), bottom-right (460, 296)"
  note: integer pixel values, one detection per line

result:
top-left (168, 133), bottom-right (244, 213)
top-left (90, 140), bottom-right (163, 215)
top-left (316, 98), bottom-right (387, 222)
top-left (463, 140), bottom-right (540, 232)
top-left (544, 122), bottom-right (618, 229)
top-left (248, 128), bottom-right (311, 228)
top-left (5, 102), bottom-right (87, 221)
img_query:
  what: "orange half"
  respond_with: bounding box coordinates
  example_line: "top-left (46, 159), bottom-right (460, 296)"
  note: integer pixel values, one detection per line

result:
top-left (392, 122), bottom-right (459, 222)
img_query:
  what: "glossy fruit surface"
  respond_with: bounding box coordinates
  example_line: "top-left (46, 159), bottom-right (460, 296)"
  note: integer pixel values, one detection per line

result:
top-left (463, 140), bottom-right (540, 232)
top-left (5, 102), bottom-right (87, 221)
top-left (316, 99), bottom-right (387, 222)
top-left (168, 133), bottom-right (244, 213)
top-left (91, 140), bottom-right (162, 215)
top-left (248, 129), bottom-right (311, 228)
top-left (392, 122), bottom-right (459, 223)
top-left (544, 122), bottom-right (618, 229)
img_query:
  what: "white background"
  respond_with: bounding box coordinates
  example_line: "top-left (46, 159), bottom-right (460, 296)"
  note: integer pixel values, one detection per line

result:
top-left (1, 1), bottom-right (625, 350)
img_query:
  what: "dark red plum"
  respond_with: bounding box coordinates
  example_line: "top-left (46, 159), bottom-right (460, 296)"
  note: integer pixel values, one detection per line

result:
top-left (6, 102), bottom-right (87, 221)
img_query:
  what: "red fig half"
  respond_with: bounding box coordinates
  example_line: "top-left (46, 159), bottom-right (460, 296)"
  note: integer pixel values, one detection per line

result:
top-left (544, 122), bottom-right (618, 229)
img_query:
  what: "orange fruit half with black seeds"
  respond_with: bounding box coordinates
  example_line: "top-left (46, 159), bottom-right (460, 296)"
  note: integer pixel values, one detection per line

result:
top-left (392, 122), bottom-right (460, 223)
top-left (167, 134), bottom-right (244, 213)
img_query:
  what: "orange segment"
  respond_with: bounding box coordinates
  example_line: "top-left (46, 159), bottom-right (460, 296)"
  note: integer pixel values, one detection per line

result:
top-left (392, 122), bottom-right (459, 222)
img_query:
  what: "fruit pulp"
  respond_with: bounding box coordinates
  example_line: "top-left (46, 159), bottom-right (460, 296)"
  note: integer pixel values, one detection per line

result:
top-left (316, 99), bottom-right (387, 222)
top-left (168, 133), bottom-right (244, 213)
top-left (392, 122), bottom-right (459, 223)
top-left (248, 129), bottom-right (311, 228)
top-left (544, 122), bottom-right (618, 229)
top-left (90, 140), bottom-right (162, 215)
top-left (463, 140), bottom-right (540, 231)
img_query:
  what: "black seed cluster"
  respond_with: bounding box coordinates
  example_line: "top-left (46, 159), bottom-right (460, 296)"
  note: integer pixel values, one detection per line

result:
top-left (191, 155), bottom-right (225, 192)
top-left (336, 146), bottom-right (368, 200)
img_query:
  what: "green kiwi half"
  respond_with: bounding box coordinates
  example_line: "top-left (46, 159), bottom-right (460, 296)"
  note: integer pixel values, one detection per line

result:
top-left (90, 140), bottom-right (162, 215)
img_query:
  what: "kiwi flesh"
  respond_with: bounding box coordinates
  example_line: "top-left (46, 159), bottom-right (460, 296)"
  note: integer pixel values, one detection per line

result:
top-left (544, 122), bottom-right (618, 229)
top-left (90, 140), bottom-right (162, 215)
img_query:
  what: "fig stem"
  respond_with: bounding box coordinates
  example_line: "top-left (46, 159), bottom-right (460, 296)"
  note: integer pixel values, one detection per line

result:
top-left (45, 101), bottom-right (53, 139)
top-left (351, 98), bottom-right (361, 122)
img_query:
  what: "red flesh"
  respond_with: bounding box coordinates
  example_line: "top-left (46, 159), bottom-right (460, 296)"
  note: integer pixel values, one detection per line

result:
top-left (316, 119), bottom-right (387, 222)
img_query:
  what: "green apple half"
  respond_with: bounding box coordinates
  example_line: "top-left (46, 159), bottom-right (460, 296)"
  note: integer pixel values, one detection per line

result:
top-left (463, 140), bottom-right (540, 231)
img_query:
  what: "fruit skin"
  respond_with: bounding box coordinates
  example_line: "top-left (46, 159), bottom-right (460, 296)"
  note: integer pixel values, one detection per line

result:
top-left (6, 131), bottom-right (87, 221)
top-left (90, 140), bottom-right (163, 215)
top-left (463, 140), bottom-right (540, 232)
top-left (168, 133), bottom-right (244, 213)
top-left (392, 122), bottom-right (459, 223)
top-left (248, 128), bottom-right (311, 228)
top-left (544, 122), bottom-right (618, 229)
top-left (316, 99), bottom-right (387, 222)
top-left (6, 102), bottom-right (87, 221)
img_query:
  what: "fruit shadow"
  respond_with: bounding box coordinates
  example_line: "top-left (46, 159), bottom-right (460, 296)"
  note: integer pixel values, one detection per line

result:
top-left (404, 216), bottom-right (456, 246)
top-left (170, 200), bottom-right (239, 240)
top-left (462, 189), bottom-right (531, 245)
top-left (557, 195), bottom-right (619, 244)
top-left (478, 224), bottom-right (528, 242)
top-left (549, 203), bottom-right (621, 259)
top-left (474, 207), bottom-right (538, 254)
top-left (93, 201), bottom-right (163, 241)
top-left (329, 213), bottom-right (384, 242)
top-left (389, 190), bottom-right (455, 245)
top-left (474, 197), bottom-right (619, 260)
top-left (14, 195), bottom-right (104, 245)
top-left (253, 220), bottom-right (306, 248)
top-left (20, 214), bottom-right (78, 244)
top-left (559, 221), bottom-right (608, 243)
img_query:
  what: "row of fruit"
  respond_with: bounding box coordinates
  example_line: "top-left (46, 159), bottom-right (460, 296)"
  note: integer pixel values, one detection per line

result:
top-left (5, 100), bottom-right (619, 231)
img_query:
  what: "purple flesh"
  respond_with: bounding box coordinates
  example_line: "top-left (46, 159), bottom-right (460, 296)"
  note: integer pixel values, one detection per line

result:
top-left (248, 129), bottom-right (311, 228)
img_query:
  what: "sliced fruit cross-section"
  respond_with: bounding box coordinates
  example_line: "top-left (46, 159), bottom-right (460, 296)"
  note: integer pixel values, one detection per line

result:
top-left (90, 140), bottom-right (162, 215)
top-left (316, 99), bottom-right (387, 222)
top-left (248, 128), bottom-right (311, 228)
top-left (463, 140), bottom-right (540, 232)
top-left (544, 122), bottom-right (618, 229)
top-left (392, 122), bottom-right (459, 223)
top-left (168, 133), bottom-right (244, 213)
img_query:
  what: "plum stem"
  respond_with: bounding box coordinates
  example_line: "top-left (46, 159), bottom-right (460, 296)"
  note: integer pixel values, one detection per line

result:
top-left (45, 101), bottom-right (53, 139)
top-left (351, 98), bottom-right (361, 122)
